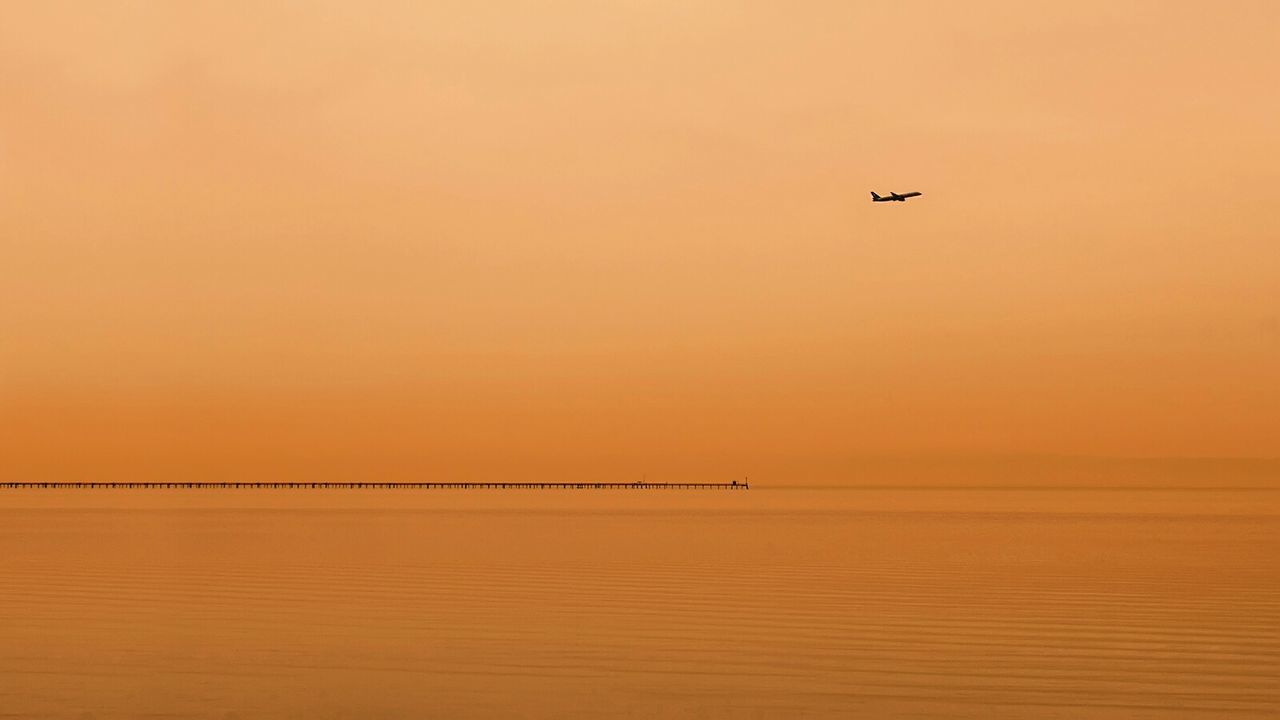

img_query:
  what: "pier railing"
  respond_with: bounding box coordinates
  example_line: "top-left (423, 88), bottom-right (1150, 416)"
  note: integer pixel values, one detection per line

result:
top-left (1, 481), bottom-right (749, 490)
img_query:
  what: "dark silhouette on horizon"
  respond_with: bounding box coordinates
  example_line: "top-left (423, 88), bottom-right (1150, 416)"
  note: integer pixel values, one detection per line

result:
top-left (1, 481), bottom-right (749, 491)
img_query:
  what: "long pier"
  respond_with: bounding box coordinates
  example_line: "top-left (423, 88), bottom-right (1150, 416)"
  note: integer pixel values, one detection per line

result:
top-left (1, 481), bottom-right (748, 490)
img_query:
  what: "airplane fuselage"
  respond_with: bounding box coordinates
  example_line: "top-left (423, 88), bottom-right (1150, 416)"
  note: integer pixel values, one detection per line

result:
top-left (871, 191), bottom-right (922, 202)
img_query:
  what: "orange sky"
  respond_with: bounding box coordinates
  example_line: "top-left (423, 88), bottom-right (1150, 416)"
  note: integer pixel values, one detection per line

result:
top-left (2, 1), bottom-right (1277, 483)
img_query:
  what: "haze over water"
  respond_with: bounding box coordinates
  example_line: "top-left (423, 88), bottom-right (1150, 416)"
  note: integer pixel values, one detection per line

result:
top-left (3, 482), bottom-right (1277, 719)
top-left (3, 2), bottom-right (1279, 717)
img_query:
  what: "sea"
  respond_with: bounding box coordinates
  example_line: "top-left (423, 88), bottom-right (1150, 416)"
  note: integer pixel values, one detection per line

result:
top-left (2, 485), bottom-right (1277, 719)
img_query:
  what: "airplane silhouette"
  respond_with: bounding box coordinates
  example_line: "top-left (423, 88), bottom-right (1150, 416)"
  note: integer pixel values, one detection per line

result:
top-left (871, 191), bottom-right (922, 202)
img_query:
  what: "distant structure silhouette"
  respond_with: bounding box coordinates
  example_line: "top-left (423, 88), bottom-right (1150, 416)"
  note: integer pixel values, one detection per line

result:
top-left (2, 481), bottom-right (749, 491)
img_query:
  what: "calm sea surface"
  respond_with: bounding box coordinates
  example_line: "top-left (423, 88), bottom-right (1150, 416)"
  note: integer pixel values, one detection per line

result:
top-left (2, 487), bottom-right (1277, 719)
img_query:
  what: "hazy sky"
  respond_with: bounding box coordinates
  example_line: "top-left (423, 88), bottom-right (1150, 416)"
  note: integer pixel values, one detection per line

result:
top-left (3, 1), bottom-right (1277, 483)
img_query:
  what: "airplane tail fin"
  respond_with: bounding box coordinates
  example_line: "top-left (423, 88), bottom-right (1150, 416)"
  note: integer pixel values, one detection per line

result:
top-left (870, 191), bottom-right (881, 200)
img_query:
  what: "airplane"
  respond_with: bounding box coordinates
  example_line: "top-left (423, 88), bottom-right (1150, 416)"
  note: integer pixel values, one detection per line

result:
top-left (871, 191), bottom-right (922, 202)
